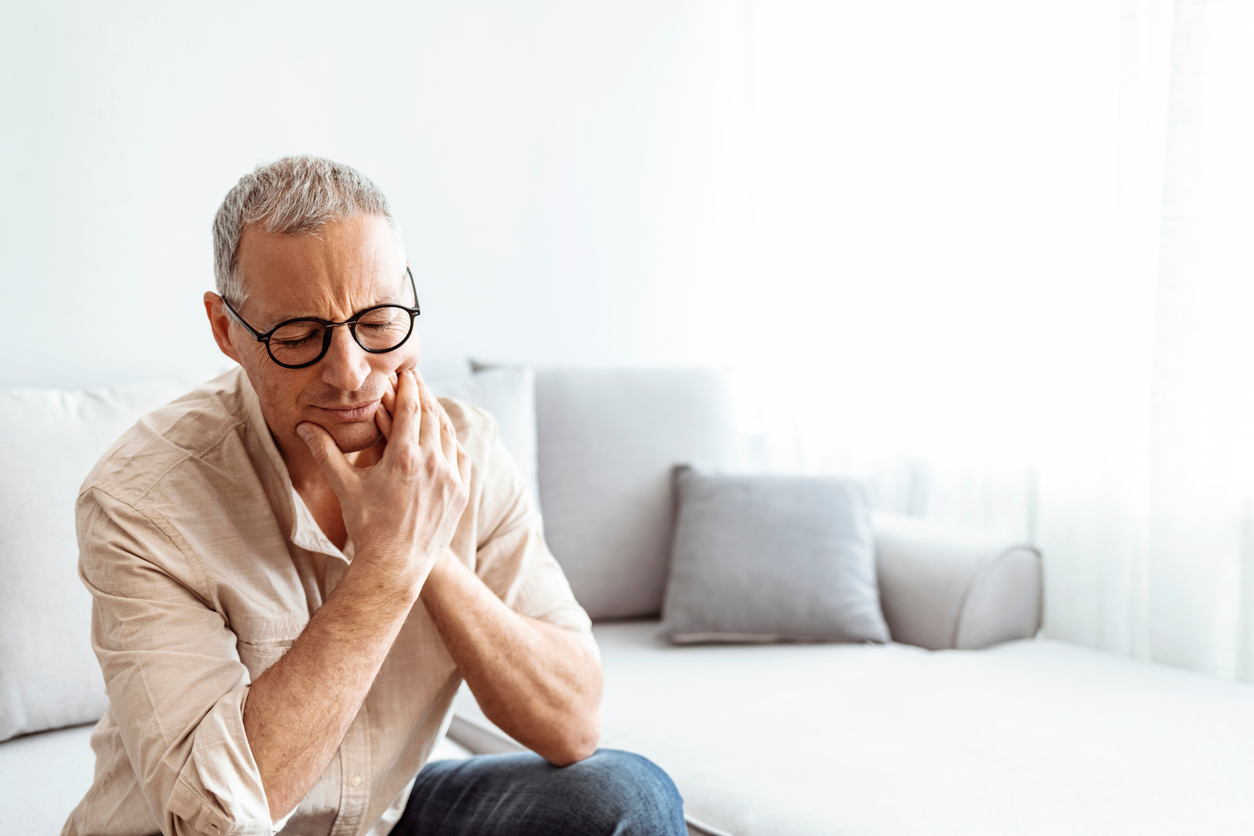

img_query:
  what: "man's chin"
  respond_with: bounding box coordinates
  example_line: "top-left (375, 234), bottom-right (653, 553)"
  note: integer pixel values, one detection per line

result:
top-left (327, 424), bottom-right (383, 455)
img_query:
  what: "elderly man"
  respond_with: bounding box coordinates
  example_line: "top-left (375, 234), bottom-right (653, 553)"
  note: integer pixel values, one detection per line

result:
top-left (63, 156), bottom-right (686, 836)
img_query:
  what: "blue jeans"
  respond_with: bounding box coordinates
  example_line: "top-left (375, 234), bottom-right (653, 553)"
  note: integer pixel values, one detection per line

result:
top-left (391, 749), bottom-right (687, 835)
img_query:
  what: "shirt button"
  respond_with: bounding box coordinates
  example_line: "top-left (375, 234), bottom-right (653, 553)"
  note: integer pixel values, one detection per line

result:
top-left (351, 774), bottom-right (363, 788)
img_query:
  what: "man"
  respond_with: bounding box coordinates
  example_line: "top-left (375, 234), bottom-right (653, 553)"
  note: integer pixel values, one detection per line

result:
top-left (63, 156), bottom-right (686, 836)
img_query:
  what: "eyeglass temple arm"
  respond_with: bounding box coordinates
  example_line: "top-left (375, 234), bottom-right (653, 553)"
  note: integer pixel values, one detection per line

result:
top-left (407, 267), bottom-right (421, 315)
top-left (221, 297), bottom-right (268, 342)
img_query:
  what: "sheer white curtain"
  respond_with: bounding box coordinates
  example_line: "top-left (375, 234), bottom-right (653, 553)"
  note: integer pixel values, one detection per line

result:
top-left (691, 0), bottom-right (1254, 680)
top-left (1133, 0), bottom-right (1254, 679)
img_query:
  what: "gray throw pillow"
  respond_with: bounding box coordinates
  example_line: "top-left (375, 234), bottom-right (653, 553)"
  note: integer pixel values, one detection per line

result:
top-left (660, 466), bottom-right (890, 644)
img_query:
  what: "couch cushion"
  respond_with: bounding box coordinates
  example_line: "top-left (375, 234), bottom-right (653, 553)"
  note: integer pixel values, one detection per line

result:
top-left (661, 467), bottom-right (889, 644)
top-left (0, 724), bottom-right (97, 834)
top-left (454, 622), bottom-right (1254, 836)
top-left (535, 369), bottom-right (739, 620)
top-left (0, 723), bottom-right (474, 834)
top-left (0, 381), bottom-right (194, 742)
top-left (433, 367), bottom-right (541, 515)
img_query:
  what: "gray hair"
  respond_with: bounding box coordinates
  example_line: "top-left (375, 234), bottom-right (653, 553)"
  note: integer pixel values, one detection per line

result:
top-left (212, 155), bottom-right (403, 303)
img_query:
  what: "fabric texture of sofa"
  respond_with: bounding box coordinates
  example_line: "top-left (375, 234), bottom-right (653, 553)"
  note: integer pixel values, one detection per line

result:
top-left (2, 366), bottom-right (1253, 835)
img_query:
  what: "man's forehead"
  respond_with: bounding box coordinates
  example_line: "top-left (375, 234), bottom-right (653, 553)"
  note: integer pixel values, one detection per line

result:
top-left (236, 216), bottom-right (406, 319)
top-left (250, 268), bottom-right (410, 321)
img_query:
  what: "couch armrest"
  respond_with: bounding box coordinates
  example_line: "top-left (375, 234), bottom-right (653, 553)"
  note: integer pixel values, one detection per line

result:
top-left (872, 511), bottom-right (1042, 650)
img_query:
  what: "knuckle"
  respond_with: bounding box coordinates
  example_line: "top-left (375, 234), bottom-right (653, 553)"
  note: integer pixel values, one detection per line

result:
top-left (394, 448), bottom-right (421, 476)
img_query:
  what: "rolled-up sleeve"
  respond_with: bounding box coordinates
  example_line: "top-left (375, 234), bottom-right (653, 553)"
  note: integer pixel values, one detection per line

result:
top-left (78, 488), bottom-right (274, 836)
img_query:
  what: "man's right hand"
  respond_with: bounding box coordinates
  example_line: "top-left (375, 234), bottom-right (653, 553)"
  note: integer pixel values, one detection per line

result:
top-left (295, 369), bottom-right (471, 595)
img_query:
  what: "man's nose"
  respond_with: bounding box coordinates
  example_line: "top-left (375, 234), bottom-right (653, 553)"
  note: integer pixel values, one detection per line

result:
top-left (320, 325), bottom-right (372, 392)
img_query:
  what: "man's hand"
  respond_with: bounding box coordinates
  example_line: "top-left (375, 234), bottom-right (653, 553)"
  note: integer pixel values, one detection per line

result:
top-left (295, 369), bottom-right (471, 595)
top-left (244, 370), bottom-right (472, 822)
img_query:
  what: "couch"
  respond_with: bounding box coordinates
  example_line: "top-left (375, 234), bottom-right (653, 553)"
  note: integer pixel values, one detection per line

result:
top-left (2, 367), bottom-right (1252, 835)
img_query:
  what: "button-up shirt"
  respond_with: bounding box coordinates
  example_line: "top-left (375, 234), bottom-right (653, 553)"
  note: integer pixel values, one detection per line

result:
top-left (62, 368), bottom-right (595, 836)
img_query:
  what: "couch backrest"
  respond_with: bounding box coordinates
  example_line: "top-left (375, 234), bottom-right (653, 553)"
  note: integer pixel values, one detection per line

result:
top-left (534, 368), bottom-right (740, 621)
top-left (0, 366), bottom-right (735, 741)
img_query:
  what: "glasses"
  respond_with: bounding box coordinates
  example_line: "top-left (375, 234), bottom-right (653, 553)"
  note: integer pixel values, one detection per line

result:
top-left (223, 267), bottom-right (421, 369)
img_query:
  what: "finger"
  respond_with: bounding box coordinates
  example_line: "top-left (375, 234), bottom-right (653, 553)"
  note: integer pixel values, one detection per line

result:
top-left (439, 407), bottom-right (457, 465)
top-left (295, 423), bottom-right (356, 494)
top-left (414, 372), bottom-right (443, 459)
top-left (390, 367), bottom-right (422, 448)
top-left (374, 397), bottom-right (393, 441)
top-left (381, 372), bottom-right (397, 418)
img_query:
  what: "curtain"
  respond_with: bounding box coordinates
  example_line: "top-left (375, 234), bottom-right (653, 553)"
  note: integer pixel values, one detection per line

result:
top-left (696, 0), bottom-right (1254, 680)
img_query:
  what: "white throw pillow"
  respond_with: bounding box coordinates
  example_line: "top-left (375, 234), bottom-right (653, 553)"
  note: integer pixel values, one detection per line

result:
top-left (0, 380), bottom-right (197, 741)
top-left (431, 367), bottom-right (541, 516)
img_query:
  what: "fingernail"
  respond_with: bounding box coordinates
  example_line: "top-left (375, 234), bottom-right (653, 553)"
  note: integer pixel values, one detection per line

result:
top-left (296, 425), bottom-right (312, 442)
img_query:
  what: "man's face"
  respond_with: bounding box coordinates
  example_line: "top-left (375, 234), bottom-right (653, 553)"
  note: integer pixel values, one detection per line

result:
top-left (212, 214), bottom-right (418, 460)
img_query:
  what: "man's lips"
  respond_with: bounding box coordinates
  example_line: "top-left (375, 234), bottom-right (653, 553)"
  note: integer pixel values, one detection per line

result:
top-left (313, 400), bottom-right (380, 422)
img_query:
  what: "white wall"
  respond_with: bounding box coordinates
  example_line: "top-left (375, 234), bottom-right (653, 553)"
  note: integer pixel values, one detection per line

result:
top-left (0, 1), bottom-right (748, 389)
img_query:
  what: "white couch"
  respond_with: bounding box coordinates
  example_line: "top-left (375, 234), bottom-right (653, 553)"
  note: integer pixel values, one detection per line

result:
top-left (2, 367), bottom-right (1253, 836)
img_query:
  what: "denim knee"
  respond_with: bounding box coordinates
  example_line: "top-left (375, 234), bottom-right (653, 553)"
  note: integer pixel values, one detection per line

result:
top-left (561, 749), bottom-right (686, 835)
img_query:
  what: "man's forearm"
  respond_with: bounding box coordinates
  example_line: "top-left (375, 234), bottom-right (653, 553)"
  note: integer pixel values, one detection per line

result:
top-left (420, 555), bottom-right (603, 765)
top-left (242, 556), bottom-right (423, 820)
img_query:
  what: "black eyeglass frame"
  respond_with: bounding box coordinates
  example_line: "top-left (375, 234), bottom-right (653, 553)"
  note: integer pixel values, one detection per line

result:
top-left (222, 267), bottom-right (421, 369)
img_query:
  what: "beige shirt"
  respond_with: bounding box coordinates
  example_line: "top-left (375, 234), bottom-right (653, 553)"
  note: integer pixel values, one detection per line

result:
top-left (63, 368), bottom-right (595, 836)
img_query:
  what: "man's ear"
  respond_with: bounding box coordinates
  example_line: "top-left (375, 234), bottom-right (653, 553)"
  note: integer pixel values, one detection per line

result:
top-left (204, 292), bottom-right (243, 364)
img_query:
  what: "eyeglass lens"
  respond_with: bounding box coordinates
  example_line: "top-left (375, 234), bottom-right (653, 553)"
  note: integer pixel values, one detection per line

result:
top-left (268, 307), bottom-right (413, 366)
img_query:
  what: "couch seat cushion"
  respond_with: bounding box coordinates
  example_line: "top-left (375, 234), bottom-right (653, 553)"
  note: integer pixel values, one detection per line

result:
top-left (454, 621), bottom-right (1254, 836)
top-left (0, 723), bottom-right (97, 835)
top-left (0, 723), bottom-right (474, 835)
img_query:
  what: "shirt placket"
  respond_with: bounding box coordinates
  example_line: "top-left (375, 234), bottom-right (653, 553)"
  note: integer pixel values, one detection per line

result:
top-left (330, 703), bottom-right (373, 836)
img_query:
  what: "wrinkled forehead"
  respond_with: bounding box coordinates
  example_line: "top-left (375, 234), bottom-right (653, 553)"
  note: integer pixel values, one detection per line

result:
top-left (236, 214), bottom-right (408, 321)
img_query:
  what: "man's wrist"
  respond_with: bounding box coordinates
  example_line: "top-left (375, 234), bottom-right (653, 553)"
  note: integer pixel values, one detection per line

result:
top-left (418, 550), bottom-right (458, 603)
top-left (340, 545), bottom-right (430, 611)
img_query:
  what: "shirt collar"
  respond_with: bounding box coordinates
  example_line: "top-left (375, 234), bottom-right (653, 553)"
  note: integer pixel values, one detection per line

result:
top-left (238, 369), bottom-right (351, 563)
